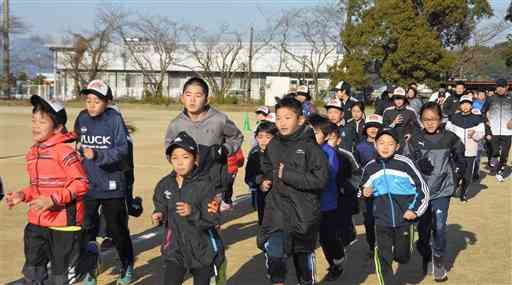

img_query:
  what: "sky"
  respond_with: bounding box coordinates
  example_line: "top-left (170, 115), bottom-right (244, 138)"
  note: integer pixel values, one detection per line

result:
top-left (9, 0), bottom-right (512, 43)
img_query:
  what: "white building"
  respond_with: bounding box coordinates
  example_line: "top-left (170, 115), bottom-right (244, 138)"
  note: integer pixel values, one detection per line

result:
top-left (49, 41), bottom-right (341, 103)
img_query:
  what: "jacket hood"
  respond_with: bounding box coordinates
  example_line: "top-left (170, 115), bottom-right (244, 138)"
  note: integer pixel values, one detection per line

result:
top-left (36, 131), bottom-right (77, 148)
top-left (277, 124), bottom-right (316, 143)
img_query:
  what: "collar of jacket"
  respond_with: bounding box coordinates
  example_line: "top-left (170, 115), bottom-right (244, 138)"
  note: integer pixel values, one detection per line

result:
top-left (169, 166), bottom-right (201, 185)
top-left (375, 153), bottom-right (396, 163)
top-left (34, 131), bottom-right (76, 149)
top-left (182, 105), bottom-right (212, 120)
top-left (277, 124), bottom-right (315, 143)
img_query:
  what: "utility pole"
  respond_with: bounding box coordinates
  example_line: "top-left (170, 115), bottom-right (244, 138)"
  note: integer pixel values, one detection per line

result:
top-left (247, 26), bottom-right (254, 102)
top-left (3, 0), bottom-right (9, 98)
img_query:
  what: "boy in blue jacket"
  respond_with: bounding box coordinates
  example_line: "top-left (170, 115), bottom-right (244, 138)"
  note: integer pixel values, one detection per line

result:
top-left (245, 121), bottom-right (277, 224)
top-left (308, 114), bottom-right (346, 282)
top-left (74, 80), bottom-right (134, 285)
top-left (355, 114), bottom-right (382, 255)
top-left (361, 128), bottom-right (429, 285)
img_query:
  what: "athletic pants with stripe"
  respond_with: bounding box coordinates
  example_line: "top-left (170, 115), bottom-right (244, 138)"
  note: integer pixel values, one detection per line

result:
top-left (23, 223), bottom-right (82, 285)
top-left (461, 156), bottom-right (477, 197)
top-left (265, 231), bottom-right (316, 285)
top-left (374, 224), bottom-right (414, 285)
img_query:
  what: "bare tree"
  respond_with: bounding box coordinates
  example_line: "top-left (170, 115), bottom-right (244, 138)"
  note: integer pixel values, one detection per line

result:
top-left (117, 14), bottom-right (179, 97)
top-left (179, 24), bottom-right (243, 102)
top-left (277, 3), bottom-right (343, 98)
top-left (453, 19), bottom-right (512, 78)
top-left (61, 8), bottom-right (118, 96)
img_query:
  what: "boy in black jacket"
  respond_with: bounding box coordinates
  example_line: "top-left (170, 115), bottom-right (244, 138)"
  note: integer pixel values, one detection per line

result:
top-left (74, 80), bottom-right (134, 285)
top-left (153, 131), bottom-right (223, 285)
top-left (245, 121), bottom-right (277, 224)
top-left (258, 97), bottom-right (329, 285)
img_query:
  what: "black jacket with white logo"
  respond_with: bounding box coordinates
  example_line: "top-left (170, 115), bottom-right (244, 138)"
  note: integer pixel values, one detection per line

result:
top-left (153, 171), bottom-right (223, 269)
top-left (383, 105), bottom-right (422, 144)
top-left (258, 125), bottom-right (329, 253)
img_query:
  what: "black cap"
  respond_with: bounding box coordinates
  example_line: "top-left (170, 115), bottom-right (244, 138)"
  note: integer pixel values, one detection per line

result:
top-left (375, 127), bottom-right (399, 143)
top-left (165, 131), bottom-right (199, 156)
top-left (30, 95), bottom-right (67, 126)
top-left (80, 79), bottom-right (113, 100)
top-left (496, 78), bottom-right (508, 87)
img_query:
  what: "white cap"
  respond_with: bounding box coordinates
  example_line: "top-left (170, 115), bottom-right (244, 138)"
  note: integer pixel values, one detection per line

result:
top-left (80, 79), bottom-right (113, 100)
top-left (296, 85), bottom-right (309, 94)
top-left (392, 87), bottom-right (406, 97)
top-left (324, 97), bottom-right (343, 110)
top-left (266, 112), bottom-right (276, 123)
top-left (365, 114), bottom-right (383, 127)
top-left (459, 94), bottom-right (473, 103)
top-left (255, 106), bottom-right (270, 115)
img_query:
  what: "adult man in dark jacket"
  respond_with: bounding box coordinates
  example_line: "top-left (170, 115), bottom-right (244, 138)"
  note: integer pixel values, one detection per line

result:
top-left (334, 80), bottom-right (359, 121)
top-left (486, 78), bottom-right (512, 182)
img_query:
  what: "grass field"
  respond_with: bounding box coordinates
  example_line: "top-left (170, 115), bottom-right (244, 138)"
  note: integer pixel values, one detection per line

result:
top-left (0, 104), bottom-right (511, 285)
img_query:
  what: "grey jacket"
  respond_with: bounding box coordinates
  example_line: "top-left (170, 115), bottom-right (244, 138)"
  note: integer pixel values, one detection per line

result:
top-left (164, 106), bottom-right (244, 155)
top-left (404, 128), bottom-right (465, 200)
top-left (487, 93), bottom-right (512, 136)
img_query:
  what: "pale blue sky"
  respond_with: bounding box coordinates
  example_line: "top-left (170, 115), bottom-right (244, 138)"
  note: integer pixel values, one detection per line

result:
top-left (10, 0), bottom-right (512, 43)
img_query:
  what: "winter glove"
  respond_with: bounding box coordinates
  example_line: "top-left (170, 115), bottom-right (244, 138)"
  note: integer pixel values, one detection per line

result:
top-left (454, 167), bottom-right (463, 185)
top-left (417, 157), bottom-right (434, 176)
top-left (211, 144), bottom-right (228, 163)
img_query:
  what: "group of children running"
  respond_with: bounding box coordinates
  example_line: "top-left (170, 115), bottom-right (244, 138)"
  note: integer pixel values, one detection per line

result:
top-left (3, 76), bottom-right (511, 285)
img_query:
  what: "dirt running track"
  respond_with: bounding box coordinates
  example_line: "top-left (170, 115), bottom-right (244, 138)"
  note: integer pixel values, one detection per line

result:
top-left (0, 105), bottom-right (510, 285)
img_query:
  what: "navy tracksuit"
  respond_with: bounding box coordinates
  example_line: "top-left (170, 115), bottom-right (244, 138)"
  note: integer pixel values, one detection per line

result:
top-left (74, 108), bottom-right (134, 270)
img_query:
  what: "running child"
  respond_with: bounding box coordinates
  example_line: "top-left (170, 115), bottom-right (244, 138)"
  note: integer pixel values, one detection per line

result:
top-left (383, 87), bottom-right (422, 147)
top-left (258, 97), bottom-right (329, 285)
top-left (405, 102), bottom-right (465, 282)
top-left (324, 97), bottom-right (351, 151)
top-left (308, 114), bottom-right (346, 282)
top-left (152, 131), bottom-right (224, 285)
top-left (344, 101), bottom-right (366, 152)
top-left (445, 95), bottom-right (485, 202)
top-left (354, 114), bottom-right (383, 255)
top-left (361, 128), bottom-right (429, 285)
top-left (245, 121), bottom-right (277, 223)
top-left (164, 77), bottom-right (244, 206)
top-left (293, 85), bottom-right (317, 118)
top-left (74, 80), bottom-right (134, 285)
top-left (5, 95), bottom-right (89, 284)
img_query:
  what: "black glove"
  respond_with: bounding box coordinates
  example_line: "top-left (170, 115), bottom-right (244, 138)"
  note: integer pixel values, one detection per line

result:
top-left (211, 144), bottom-right (228, 163)
top-left (454, 167), bottom-right (463, 185)
top-left (417, 157), bottom-right (434, 176)
top-left (0, 177), bottom-right (4, 201)
top-left (127, 196), bottom-right (144, 217)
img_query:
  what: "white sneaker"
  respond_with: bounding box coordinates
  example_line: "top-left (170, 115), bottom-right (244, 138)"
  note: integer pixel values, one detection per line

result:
top-left (496, 173), bottom-right (505, 182)
top-left (220, 201), bottom-right (234, 212)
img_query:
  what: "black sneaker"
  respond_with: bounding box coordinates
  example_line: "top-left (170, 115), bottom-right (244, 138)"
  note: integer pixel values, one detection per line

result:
top-left (433, 256), bottom-right (448, 282)
top-left (460, 195), bottom-right (468, 203)
top-left (322, 265), bottom-right (344, 282)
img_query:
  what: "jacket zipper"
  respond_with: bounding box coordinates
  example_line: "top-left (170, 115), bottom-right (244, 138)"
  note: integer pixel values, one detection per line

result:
top-left (500, 101), bottom-right (502, 136)
top-left (382, 161), bottom-right (396, 227)
top-left (35, 145), bottom-right (42, 225)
